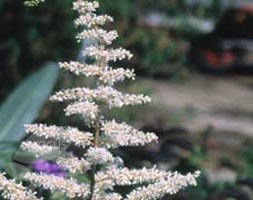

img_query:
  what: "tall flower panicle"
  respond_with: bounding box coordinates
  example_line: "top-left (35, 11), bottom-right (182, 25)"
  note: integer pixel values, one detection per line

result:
top-left (0, 0), bottom-right (200, 199)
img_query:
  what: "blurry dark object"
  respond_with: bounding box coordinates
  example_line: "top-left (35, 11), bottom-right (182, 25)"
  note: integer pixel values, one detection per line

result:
top-left (0, 0), bottom-right (78, 100)
top-left (211, 187), bottom-right (250, 200)
top-left (189, 5), bottom-right (253, 73)
top-left (237, 177), bottom-right (253, 189)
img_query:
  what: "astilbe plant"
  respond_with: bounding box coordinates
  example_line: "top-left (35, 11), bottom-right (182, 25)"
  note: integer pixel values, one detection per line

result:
top-left (0, 0), bottom-right (200, 199)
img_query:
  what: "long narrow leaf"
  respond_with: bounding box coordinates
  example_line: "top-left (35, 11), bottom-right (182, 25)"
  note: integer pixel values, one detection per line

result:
top-left (0, 63), bottom-right (58, 146)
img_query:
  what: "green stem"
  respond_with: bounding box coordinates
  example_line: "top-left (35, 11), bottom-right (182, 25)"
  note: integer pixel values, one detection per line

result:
top-left (89, 117), bottom-right (100, 200)
top-left (89, 45), bottom-right (106, 200)
top-left (94, 118), bottom-right (100, 147)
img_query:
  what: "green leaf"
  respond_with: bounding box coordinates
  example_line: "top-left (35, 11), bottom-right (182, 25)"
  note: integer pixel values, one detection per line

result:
top-left (3, 162), bottom-right (31, 181)
top-left (0, 63), bottom-right (58, 142)
top-left (71, 173), bottom-right (91, 184)
top-left (0, 63), bottom-right (59, 168)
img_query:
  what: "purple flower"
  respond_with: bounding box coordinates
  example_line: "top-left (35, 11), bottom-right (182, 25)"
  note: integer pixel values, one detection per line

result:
top-left (33, 159), bottom-right (66, 177)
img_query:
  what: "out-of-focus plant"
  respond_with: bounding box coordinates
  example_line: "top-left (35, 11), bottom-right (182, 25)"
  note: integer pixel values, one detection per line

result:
top-left (241, 147), bottom-right (253, 176)
top-left (98, 0), bottom-right (223, 77)
top-left (0, 0), bottom-right (78, 99)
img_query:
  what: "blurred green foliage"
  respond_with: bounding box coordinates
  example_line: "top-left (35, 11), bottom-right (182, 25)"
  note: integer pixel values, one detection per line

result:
top-left (0, 0), bottom-right (78, 99)
top-left (241, 147), bottom-right (253, 175)
top-left (98, 0), bottom-right (186, 76)
top-left (98, 0), bottom-right (223, 77)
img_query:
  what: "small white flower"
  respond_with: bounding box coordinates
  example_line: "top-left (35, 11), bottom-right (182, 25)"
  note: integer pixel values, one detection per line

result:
top-left (86, 147), bottom-right (114, 165)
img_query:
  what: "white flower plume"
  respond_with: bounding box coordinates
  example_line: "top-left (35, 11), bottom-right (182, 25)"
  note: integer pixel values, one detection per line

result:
top-left (0, 1), bottom-right (201, 200)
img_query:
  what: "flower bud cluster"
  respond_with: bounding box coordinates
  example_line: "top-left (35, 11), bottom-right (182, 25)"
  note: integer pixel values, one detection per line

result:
top-left (23, 173), bottom-right (90, 199)
top-left (101, 120), bottom-right (158, 148)
top-left (64, 100), bottom-right (99, 119)
top-left (25, 124), bottom-right (93, 148)
top-left (126, 171), bottom-right (201, 200)
top-left (86, 147), bottom-right (114, 165)
top-left (56, 155), bottom-right (91, 174)
top-left (93, 192), bottom-right (123, 200)
top-left (73, 0), bottom-right (99, 13)
top-left (75, 14), bottom-right (113, 27)
top-left (0, 172), bottom-right (40, 200)
top-left (21, 141), bottom-right (60, 158)
top-left (50, 86), bottom-right (151, 108)
top-left (59, 61), bottom-right (135, 85)
top-left (85, 46), bottom-right (133, 62)
top-left (77, 29), bottom-right (118, 44)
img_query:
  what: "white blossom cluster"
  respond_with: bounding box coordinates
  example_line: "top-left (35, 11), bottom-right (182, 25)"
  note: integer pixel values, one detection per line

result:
top-left (77, 29), bottom-right (118, 44)
top-left (59, 61), bottom-right (135, 85)
top-left (23, 173), bottom-right (90, 199)
top-left (94, 168), bottom-right (200, 198)
top-left (99, 67), bottom-right (135, 86)
top-left (126, 171), bottom-right (201, 200)
top-left (0, 172), bottom-right (40, 200)
top-left (0, 0), bottom-right (200, 199)
top-left (64, 100), bottom-right (99, 119)
top-left (73, 1), bottom-right (113, 28)
top-left (56, 155), bottom-right (91, 174)
top-left (93, 192), bottom-right (123, 200)
top-left (21, 141), bottom-right (61, 158)
top-left (101, 120), bottom-right (158, 148)
top-left (86, 147), bottom-right (114, 165)
top-left (50, 86), bottom-right (151, 108)
top-left (95, 167), bottom-right (168, 189)
top-left (85, 46), bottom-right (133, 62)
top-left (75, 14), bottom-right (113, 27)
top-left (73, 0), bottom-right (99, 13)
top-left (25, 124), bottom-right (93, 148)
